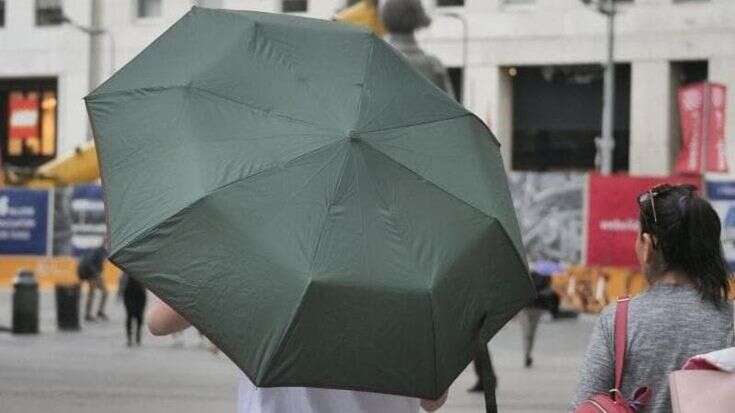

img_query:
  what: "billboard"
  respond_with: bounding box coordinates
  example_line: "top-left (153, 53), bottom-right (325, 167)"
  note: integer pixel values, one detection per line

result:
top-left (586, 174), bottom-right (701, 267)
top-left (705, 180), bottom-right (735, 270)
top-left (0, 188), bottom-right (50, 255)
top-left (508, 172), bottom-right (585, 264)
top-left (52, 185), bottom-right (106, 256)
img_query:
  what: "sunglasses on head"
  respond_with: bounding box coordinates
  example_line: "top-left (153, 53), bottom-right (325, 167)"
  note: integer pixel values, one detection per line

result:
top-left (637, 184), bottom-right (697, 225)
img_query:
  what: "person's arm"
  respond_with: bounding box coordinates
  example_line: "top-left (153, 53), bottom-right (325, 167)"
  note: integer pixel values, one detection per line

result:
top-left (571, 308), bottom-right (614, 409)
top-left (420, 391), bottom-right (448, 412)
top-left (148, 296), bottom-right (191, 336)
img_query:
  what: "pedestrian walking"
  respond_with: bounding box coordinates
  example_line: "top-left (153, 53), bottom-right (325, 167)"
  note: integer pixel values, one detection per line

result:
top-left (77, 245), bottom-right (109, 322)
top-left (119, 273), bottom-right (147, 346)
top-left (519, 263), bottom-right (571, 368)
top-left (572, 184), bottom-right (734, 412)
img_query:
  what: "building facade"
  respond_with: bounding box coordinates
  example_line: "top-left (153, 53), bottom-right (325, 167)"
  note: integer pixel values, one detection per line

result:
top-left (0, 0), bottom-right (733, 176)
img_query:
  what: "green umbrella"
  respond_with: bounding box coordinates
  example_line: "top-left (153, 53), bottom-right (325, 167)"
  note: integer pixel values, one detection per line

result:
top-left (86, 6), bottom-right (533, 408)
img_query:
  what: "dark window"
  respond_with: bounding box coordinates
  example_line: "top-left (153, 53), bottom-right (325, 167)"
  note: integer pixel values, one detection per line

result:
top-left (0, 1), bottom-right (5, 27)
top-left (0, 78), bottom-right (58, 168)
top-left (511, 64), bottom-right (631, 172)
top-left (437, 0), bottom-right (464, 6)
top-left (35, 0), bottom-right (63, 26)
top-left (346, 0), bottom-right (362, 6)
top-left (674, 60), bottom-right (708, 85)
top-left (447, 67), bottom-right (463, 103)
top-left (282, 0), bottom-right (308, 13)
top-left (137, 0), bottom-right (162, 18)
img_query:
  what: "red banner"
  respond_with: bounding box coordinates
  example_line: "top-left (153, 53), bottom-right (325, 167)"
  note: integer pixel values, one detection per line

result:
top-left (8, 91), bottom-right (40, 140)
top-left (585, 174), bottom-right (701, 267)
top-left (708, 84), bottom-right (728, 173)
top-left (675, 82), bottom-right (728, 174)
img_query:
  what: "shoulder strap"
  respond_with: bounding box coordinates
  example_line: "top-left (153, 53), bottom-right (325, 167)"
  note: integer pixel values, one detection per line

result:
top-left (613, 296), bottom-right (630, 400)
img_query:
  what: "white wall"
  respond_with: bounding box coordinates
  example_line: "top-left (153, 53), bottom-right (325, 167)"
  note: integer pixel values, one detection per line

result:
top-left (416, 0), bottom-right (735, 175)
top-left (1, 0), bottom-right (733, 175)
top-left (0, 0), bottom-right (93, 157)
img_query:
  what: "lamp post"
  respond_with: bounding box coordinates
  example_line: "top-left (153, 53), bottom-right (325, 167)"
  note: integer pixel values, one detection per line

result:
top-left (58, 14), bottom-right (116, 86)
top-left (55, 13), bottom-right (115, 142)
top-left (581, 0), bottom-right (616, 175)
top-left (435, 12), bottom-right (468, 105)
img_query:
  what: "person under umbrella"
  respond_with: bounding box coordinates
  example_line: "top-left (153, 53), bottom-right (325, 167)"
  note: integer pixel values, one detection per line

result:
top-left (148, 298), bottom-right (447, 412)
top-left (87, 7), bottom-right (533, 413)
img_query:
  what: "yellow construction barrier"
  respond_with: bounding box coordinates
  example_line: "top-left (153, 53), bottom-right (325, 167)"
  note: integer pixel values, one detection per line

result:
top-left (552, 266), bottom-right (735, 313)
top-left (0, 255), bottom-right (120, 290)
top-left (550, 266), bottom-right (645, 313)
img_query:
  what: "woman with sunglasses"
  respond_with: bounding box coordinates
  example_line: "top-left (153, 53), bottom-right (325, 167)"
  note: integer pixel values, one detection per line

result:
top-left (572, 184), bottom-right (734, 412)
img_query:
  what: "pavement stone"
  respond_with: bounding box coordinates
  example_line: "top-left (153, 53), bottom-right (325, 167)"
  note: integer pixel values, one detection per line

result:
top-left (0, 289), bottom-right (595, 412)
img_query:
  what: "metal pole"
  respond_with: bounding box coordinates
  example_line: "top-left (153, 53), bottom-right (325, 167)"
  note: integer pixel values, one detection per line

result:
top-left (599, 0), bottom-right (616, 175)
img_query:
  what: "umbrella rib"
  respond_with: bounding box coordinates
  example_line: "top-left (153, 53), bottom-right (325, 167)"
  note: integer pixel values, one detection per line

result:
top-left (359, 139), bottom-right (493, 221)
top-left (352, 36), bottom-right (376, 133)
top-left (358, 113), bottom-right (468, 136)
top-left (109, 140), bottom-right (344, 257)
top-left (87, 84), bottom-right (340, 133)
top-left (360, 113), bottom-right (501, 149)
top-left (189, 85), bottom-right (339, 132)
top-left (307, 146), bottom-right (352, 273)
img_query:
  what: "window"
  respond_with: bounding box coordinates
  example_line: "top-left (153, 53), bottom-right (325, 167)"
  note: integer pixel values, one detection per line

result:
top-left (35, 0), bottom-right (63, 26)
top-left (1, 78), bottom-right (58, 168)
top-left (282, 0), bottom-right (307, 12)
top-left (437, 0), bottom-right (464, 6)
top-left (346, 0), bottom-right (362, 6)
top-left (447, 67), bottom-right (463, 103)
top-left (511, 65), bottom-right (631, 172)
top-left (137, 0), bottom-right (162, 18)
top-left (0, 1), bottom-right (5, 27)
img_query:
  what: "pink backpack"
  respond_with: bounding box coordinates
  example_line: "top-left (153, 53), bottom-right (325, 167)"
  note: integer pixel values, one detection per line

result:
top-left (575, 297), bottom-right (651, 413)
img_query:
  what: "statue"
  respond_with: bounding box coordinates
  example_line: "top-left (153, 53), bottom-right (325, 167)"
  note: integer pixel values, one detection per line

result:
top-left (380, 0), bottom-right (456, 99)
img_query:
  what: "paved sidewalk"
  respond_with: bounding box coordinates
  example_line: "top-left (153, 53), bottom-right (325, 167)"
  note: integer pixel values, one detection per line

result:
top-left (0, 290), bottom-right (594, 412)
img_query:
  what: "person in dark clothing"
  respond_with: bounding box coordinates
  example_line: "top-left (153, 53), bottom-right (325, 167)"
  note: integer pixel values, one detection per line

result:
top-left (120, 273), bottom-right (147, 346)
top-left (519, 270), bottom-right (559, 368)
top-left (78, 245), bottom-right (109, 321)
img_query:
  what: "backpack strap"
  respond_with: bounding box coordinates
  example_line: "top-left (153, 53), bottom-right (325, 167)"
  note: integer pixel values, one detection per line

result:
top-left (613, 296), bottom-right (630, 402)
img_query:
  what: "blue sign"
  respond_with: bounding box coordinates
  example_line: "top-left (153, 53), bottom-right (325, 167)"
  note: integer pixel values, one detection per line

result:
top-left (69, 185), bottom-right (106, 257)
top-left (706, 181), bottom-right (735, 201)
top-left (0, 188), bottom-right (49, 255)
top-left (70, 185), bottom-right (106, 257)
top-left (707, 180), bottom-right (735, 270)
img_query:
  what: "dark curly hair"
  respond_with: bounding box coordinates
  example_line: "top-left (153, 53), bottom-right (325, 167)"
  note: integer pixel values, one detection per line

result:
top-left (638, 184), bottom-right (731, 305)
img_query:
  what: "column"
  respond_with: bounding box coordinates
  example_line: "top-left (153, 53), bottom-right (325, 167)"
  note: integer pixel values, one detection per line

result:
top-left (484, 65), bottom-right (513, 171)
top-left (629, 60), bottom-right (674, 176)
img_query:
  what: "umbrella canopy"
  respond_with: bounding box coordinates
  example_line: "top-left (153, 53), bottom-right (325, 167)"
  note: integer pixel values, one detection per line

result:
top-left (86, 7), bottom-right (533, 401)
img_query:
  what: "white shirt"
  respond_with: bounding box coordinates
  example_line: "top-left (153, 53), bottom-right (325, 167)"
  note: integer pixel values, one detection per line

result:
top-left (237, 374), bottom-right (420, 413)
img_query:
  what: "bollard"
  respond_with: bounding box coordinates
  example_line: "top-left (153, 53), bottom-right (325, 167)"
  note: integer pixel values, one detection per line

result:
top-left (55, 283), bottom-right (81, 331)
top-left (12, 269), bottom-right (39, 334)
